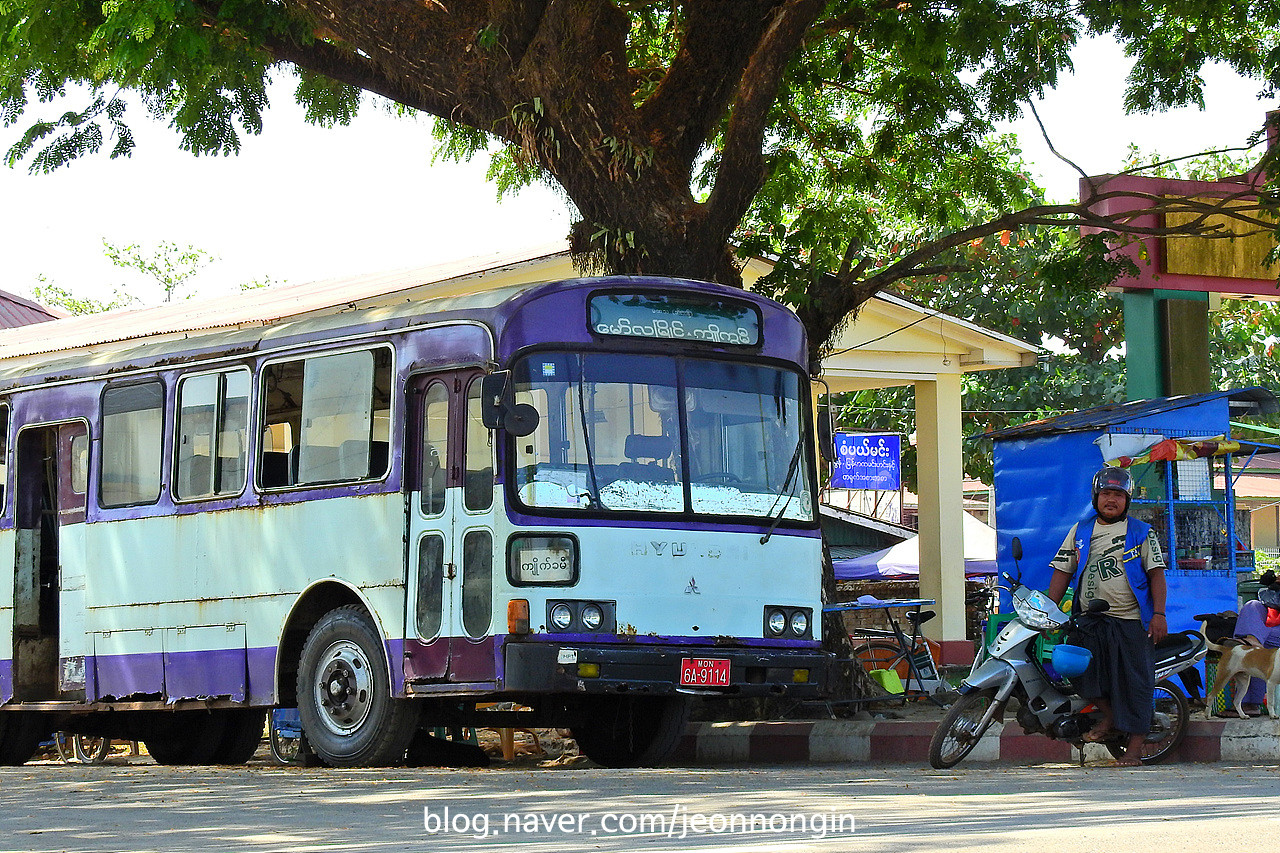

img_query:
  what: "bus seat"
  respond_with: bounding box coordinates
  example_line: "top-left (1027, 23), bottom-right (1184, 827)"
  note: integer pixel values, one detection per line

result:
top-left (370, 441), bottom-right (390, 476)
top-left (260, 451), bottom-right (292, 487)
top-left (624, 434), bottom-right (672, 463)
top-left (219, 455), bottom-right (246, 493)
top-left (178, 454), bottom-right (212, 498)
top-left (619, 434), bottom-right (675, 482)
top-left (337, 439), bottom-right (371, 479)
top-left (301, 445), bottom-right (341, 481)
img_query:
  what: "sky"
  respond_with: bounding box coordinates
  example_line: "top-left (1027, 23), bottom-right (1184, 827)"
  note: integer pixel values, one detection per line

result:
top-left (0, 35), bottom-right (1276, 306)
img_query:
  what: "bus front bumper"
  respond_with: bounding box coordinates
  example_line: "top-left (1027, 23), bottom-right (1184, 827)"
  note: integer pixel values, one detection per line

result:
top-left (503, 642), bottom-right (830, 697)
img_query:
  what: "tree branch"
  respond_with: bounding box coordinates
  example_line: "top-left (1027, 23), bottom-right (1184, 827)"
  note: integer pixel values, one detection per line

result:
top-left (638, 1), bottom-right (784, 169)
top-left (703, 0), bottom-right (826, 241)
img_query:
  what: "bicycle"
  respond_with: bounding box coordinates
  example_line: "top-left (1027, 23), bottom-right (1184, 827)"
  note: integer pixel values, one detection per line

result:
top-left (848, 603), bottom-right (943, 699)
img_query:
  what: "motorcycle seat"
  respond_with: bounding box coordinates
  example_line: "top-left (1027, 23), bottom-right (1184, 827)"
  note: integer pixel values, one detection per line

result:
top-left (1153, 630), bottom-right (1206, 667)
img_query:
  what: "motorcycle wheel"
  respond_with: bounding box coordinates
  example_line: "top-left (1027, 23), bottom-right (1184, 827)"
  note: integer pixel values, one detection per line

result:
top-left (1106, 679), bottom-right (1189, 765)
top-left (929, 688), bottom-right (1002, 769)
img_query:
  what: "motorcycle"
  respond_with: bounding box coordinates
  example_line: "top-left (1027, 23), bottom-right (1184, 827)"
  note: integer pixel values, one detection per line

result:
top-left (929, 537), bottom-right (1207, 769)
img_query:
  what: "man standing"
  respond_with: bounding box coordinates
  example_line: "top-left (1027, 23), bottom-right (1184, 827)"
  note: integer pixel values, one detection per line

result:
top-left (1047, 466), bottom-right (1168, 766)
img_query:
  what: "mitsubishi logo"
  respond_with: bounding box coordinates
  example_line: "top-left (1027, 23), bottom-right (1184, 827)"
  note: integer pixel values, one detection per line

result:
top-left (684, 577), bottom-right (700, 595)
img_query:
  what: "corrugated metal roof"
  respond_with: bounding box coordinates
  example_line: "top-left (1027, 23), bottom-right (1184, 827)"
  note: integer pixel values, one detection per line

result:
top-left (0, 242), bottom-right (569, 364)
top-left (0, 288), bottom-right (60, 328)
top-left (983, 387), bottom-right (1280, 440)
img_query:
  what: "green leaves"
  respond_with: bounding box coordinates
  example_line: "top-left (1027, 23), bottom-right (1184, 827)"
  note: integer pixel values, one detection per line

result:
top-left (0, 0), bottom-right (316, 170)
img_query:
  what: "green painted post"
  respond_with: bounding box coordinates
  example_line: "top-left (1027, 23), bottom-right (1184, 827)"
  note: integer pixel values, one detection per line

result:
top-left (1123, 291), bottom-right (1163, 401)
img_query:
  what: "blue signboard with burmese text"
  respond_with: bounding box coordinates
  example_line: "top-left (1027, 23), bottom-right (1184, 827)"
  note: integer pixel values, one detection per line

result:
top-left (830, 433), bottom-right (901, 490)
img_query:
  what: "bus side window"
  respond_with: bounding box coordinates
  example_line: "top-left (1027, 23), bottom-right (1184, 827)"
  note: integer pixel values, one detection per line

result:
top-left (259, 347), bottom-right (392, 489)
top-left (461, 529), bottom-right (492, 638)
top-left (101, 381), bottom-right (164, 508)
top-left (69, 431), bottom-right (89, 495)
top-left (0, 403), bottom-right (8, 512)
top-left (464, 378), bottom-right (493, 511)
top-left (176, 370), bottom-right (250, 500)
top-left (421, 382), bottom-right (449, 516)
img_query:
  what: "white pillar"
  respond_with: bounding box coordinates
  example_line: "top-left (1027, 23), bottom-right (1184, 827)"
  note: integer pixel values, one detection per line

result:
top-left (914, 373), bottom-right (968, 664)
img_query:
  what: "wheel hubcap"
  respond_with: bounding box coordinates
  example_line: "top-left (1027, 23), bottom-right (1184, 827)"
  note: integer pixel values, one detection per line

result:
top-left (314, 640), bottom-right (374, 735)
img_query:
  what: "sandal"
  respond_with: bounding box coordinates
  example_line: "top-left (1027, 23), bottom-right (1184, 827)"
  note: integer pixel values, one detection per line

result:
top-left (1113, 756), bottom-right (1143, 767)
top-left (1082, 728), bottom-right (1114, 743)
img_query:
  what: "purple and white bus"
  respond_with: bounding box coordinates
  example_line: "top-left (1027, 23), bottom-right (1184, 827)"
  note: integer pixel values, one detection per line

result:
top-left (0, 276), bottom-right (826, 767)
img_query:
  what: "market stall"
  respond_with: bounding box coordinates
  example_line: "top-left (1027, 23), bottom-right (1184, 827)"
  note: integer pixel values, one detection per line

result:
top-left (986, 388), bottom-right (1280, 644)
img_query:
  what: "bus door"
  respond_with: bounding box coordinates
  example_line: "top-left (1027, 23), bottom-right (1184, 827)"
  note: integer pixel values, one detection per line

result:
top-left (405, 371), bottom-right (497, 684)
top-left (12, 421), bottom-right (88, 701)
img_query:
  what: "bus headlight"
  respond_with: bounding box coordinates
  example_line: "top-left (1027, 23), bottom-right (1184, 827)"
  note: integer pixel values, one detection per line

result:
top-left (790, 611), bottom-right (809, 637)
top-left (546, 600), bottom-right (616, 633)
top-left (766, 608), bottom-right (787, 636)
top-left (764, 606), bottom-right (813, 639)
top-left (550, 603), bottom-right (574, 631)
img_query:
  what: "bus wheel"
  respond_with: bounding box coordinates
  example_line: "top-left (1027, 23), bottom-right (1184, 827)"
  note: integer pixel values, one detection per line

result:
top-left (211, 709), bottom-right (267, 765)
top-left (0, 713), bottom-right (49, 766)
top-left (296, 606), bottom-right (420, 767)
top-left (571, 696), bottom-right (691, 768)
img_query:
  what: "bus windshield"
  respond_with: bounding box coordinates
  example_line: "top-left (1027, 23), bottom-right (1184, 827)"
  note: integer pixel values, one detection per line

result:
top-left (511, 352), bottom-right (813, 522)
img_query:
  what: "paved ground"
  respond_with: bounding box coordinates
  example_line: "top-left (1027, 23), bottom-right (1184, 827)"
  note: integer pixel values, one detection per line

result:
top-left (3, 755), bottom-right (1279, 853)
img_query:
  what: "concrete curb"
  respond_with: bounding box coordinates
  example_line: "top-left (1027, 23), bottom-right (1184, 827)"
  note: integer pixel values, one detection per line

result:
top-left (672, 717), bottom-right (1280, 764)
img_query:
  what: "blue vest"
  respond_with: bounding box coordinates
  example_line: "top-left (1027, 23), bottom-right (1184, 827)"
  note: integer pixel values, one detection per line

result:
top-left (1070, 515), bottom-right (1157, 627)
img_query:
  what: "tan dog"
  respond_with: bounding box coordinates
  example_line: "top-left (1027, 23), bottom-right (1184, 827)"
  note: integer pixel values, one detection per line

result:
top-left (1204, 633), bottom-right (1280, 720)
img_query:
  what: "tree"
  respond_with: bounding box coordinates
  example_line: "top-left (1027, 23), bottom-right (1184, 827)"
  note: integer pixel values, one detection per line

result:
top-left (32, 239), bottom-right (276, 313)
top-left (4, 2), bottom-right (1280, 359)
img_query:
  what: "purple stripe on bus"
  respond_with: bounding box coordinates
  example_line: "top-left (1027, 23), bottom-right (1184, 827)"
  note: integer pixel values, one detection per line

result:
top-left (246, 646), bottom-right (277, 705)
top-left (86, 647), bottom-right (277, 704)
top-left (92, 652), bottom-right (165, 700)
top-left (400, 637), bottom-right (500, 686)
top-left (162, 648), bottom-right (248, 702)
top-left (401, 638), bottom-right (450, 684)
top-left (447, 637), bottom-right (499, 682)
top-left (386, 638), bottom-right (406, 696)
top-left (0, 659), bottom-right (11, 703)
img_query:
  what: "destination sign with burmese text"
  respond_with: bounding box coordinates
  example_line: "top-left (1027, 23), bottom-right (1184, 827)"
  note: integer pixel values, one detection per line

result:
top-left (588, 293), bottom-right (760, 346)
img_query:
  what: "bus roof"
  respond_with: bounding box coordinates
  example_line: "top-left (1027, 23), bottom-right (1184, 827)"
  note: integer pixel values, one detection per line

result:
top-left (0, 267), bottom-right (797, 388)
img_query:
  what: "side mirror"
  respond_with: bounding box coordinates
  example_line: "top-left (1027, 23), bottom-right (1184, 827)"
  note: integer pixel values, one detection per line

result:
top-left (480, 371), bottom-right (541, 437)
top-left (1011, 537), bottom-right (1023, 562)
top-left (480, 372), bottom-right (510, 429)
top-left (817, 403), bottom-right (834, 463)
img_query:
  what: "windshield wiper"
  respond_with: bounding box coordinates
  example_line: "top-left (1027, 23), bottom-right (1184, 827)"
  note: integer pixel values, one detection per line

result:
top-left (759, 437), bottom-right (805, 545)
top-left (575, 368), bottom-right (606, 510)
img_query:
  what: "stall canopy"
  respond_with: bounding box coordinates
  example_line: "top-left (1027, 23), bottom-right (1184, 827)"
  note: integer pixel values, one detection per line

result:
top-left (834, 512), bottom-right (997, 580)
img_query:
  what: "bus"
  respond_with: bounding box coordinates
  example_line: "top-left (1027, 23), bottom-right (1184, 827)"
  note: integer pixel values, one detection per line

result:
top-left (0, 275), bottom-right (827, 767)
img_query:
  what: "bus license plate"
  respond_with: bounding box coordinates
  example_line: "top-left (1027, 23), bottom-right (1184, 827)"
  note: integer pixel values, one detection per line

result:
top-left (680, 657), bottom-right (731, 687)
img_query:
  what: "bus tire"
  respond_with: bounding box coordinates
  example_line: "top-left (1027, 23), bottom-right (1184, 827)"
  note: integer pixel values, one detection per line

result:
top-left (0, 713), bottom-right (49, 766)
top-left (296, 605), bottom-right (420, 767)
top-left (211, 709), bottom-right (267, 765)
top-left (571, 696), bottom-right (691, 768)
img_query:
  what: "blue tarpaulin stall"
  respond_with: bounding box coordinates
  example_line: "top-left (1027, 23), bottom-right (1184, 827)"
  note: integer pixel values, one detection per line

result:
top-left (986, 389), bottom-right (1279, 664)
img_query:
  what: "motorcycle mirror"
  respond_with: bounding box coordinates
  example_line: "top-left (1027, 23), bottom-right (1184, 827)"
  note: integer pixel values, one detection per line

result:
top-left (1011, 537), bottom-right (1023, 562)
top-left (1086, 598), bottom-right (1111, 614)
